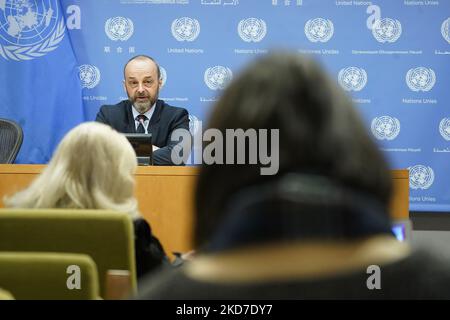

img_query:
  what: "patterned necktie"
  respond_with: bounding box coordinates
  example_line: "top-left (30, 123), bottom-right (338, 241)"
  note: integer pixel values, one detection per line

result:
top-left (136, 114), bottom-right (147, 134)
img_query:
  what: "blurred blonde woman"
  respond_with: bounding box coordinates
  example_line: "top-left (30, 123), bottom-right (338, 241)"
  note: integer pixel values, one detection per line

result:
top-left (5, 122), bottom-right (167, 278)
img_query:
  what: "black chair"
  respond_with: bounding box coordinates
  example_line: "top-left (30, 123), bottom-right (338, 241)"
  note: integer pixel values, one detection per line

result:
top-left (0, 118), bottom-right (23, 163)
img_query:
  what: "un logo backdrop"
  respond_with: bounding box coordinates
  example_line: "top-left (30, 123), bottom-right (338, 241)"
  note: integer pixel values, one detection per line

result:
top-left (1, 0), bottom-right (449, 213)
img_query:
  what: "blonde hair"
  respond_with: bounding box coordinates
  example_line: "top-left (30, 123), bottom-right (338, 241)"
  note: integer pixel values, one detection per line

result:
top-left (5, 122), bottom-right (140, 219)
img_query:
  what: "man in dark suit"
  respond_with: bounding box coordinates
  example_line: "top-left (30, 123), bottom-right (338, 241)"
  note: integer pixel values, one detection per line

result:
top-left (96, 55), bottom-right (190, 165)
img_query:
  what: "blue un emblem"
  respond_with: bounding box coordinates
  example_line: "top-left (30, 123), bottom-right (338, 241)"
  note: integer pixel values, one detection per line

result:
top-left (159, 66), bottom-right (167, 87)
top-left (0, 0), bottom-right (65, 61)
top-left (171, 17), bottom-right (200, 42)
top-left (104, 17), bottom-right (134, 41)
top-left (372, 18), bottom-right (402, 43)
top-left (409, 165), bottom-right (434, 190)
top-left (204, 66), bottom-right (233, 90)
top-left (78, 64), bottom-right (101, 89)
top-left (371, 116), bottom-right (401, 141)
top-left (238, 18), bottom-right (267, 43)
top-left (304, 18), bottom-right (334, 43)
top-left (442, 18), bottom-right (450, 44)
top-left (439, 118), bottom-right (450, 141)
top-left (406, 67), bottom-right (436, 92)
top-left (338, 67), bottom-right (367, 92)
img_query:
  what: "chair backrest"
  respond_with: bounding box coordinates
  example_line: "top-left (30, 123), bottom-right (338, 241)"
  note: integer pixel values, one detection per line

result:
top-left (0, 118), bottom-right (23, 163)
top-left (0, 209), bottom-right (137, 298)
top-left (0, 252), bottom-right (99, 300)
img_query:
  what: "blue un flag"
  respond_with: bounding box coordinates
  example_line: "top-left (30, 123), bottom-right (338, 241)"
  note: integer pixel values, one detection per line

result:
top-left (0, 0), bottom-right (85, 163)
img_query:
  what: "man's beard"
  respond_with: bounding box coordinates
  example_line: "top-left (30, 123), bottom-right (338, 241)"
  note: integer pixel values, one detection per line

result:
top-left (133, 99), bottom-right (152, 113)
top-left (130, 92), bottom-right (158, 113)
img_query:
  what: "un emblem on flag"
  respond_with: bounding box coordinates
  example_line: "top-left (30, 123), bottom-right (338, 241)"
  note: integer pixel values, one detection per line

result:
top-left (441, 18), bottom-right (450, 44)
top-left (160, 66), bottom-right (167, 87)
top-left (171, 17), bottom-right (200, 42)
top-left (238, 18), bottom-right (267, 42)
top-left (372, 18), bottom-right (402, 43)
top-left (105, 17), bottom-right (134, 41)
top-left (371, 116), bottom-right (401, 141)
top-left (0, 0), bottom-right (65, 61)
top-left (409, 165), bottom-right (434, 190)
top-left (338, 67), bottom-right (367, 92)
top-left (204, 66), bottom-right (233, 90)
top-left (78, 64), bottom-right (100, 89)
top-left (406, 67), bottom-right (436, 92)
top-left (304, 18), bottom-right (334, 43)
top-left (439, 118), bottom-right (450, 141)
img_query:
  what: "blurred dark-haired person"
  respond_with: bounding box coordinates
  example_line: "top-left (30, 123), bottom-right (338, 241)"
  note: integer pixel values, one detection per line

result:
top-left (138, 53), bottom-right (450, 299)
top-left (4, 122), bottom-right (168, 279)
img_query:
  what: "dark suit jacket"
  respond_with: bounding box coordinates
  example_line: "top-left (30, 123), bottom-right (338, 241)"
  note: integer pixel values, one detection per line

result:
top-left (96, 99), bottom-right (190, 165)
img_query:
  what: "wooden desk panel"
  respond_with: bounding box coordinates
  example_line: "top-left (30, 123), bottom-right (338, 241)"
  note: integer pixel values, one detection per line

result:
top-left (0, 165), bottom-right (409, 254)
top-left (134, 166), bottom-right (196, 254)
top-left (0, 165), bottom-right (197, 255)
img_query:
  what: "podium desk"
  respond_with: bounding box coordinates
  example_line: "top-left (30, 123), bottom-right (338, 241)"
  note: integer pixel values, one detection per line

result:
top-left (0, 165), bottom-right (408, 255)
top-left (0, 165), bottom-right (196, 256)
